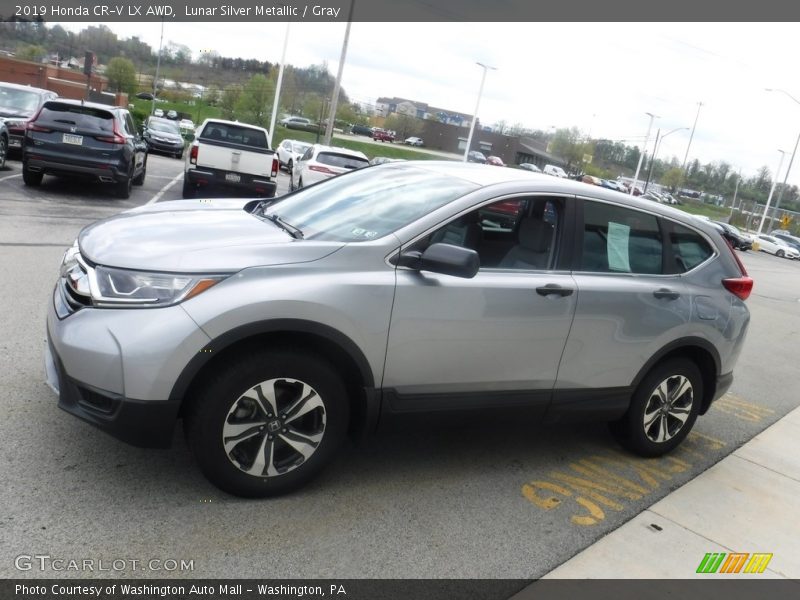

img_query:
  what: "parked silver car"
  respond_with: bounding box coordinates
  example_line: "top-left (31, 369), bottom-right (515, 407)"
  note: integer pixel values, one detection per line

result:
top-left (46, 162), bottom-right (751, 497)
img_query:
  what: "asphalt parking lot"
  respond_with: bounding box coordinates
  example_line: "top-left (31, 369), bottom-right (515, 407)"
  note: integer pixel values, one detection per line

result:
top-left (0, 155), bottom-right (798, 584)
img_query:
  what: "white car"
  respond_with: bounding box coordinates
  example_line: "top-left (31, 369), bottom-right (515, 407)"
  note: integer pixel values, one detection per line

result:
top-left (280, 116), bottom-right (312, 128)
top-left (404, 137), bottom-right (424, 146)
top-left (543, 164), bottom-right (567, 178)
top-left (290, 144), bottom-right (369, 190)
top-left (519, 163), bottom-right (542, 173)
top-left (179, 119), bottom-right (195, 132)
top-left (754, 234), bottom-right (800, 259)
top-left (276, 139), bottom-right (312, 173)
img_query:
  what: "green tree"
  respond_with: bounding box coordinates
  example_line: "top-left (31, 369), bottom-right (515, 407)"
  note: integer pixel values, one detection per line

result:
top-left (661, 167), bottom-right (685, 192)
top-left (219, 85), bottom-right (242, 120)
top-left (234, 74), bottom-right (275, 127)
top-left (550, 127), bottom-right (585, 171)
top-left (106, 57), bottom-right (137, 94)
top-left (15, 43), bottom-right (47, 62)
top-left (385, 114), bottom-right (423, 139)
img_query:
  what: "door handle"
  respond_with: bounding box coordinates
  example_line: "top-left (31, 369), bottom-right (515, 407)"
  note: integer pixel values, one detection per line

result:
top-left (536, 284), bottom-right (574, 297)
top-left (653, 288), bottom-right (680, 300)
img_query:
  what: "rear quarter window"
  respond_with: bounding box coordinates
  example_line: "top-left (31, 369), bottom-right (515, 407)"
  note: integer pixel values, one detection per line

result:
top-left (669, 223), bottom-right (714, 273)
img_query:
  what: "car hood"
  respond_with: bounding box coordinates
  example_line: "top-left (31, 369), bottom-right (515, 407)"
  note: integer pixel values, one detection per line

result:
top-left (148, 131), bottom-right (182, 141)
top-left (78, 199), bottom-right (344, 272)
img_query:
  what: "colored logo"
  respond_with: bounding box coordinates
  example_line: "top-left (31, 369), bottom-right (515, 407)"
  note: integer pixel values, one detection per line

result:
top-left (696, 552), bottom-right (773, 574)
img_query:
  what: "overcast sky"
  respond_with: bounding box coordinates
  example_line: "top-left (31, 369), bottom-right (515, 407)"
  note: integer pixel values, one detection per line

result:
top-left (60, 21), bottom-right (800, 185)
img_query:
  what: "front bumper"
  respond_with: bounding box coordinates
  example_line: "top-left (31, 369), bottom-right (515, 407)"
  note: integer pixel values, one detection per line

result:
top-left (45, 337), bottom-right (180, 448)
top-left (146, 137), bottom-right (184, 154)
top-left (47, 284), bottom-right (212, 447)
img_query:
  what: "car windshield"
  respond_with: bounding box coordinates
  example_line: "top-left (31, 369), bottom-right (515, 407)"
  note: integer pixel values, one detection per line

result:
top-left (149, 120), bottom-right (180, 133)
top-left (0, 86), bottom-right (40, 115)
top-left (264, 164), bottom-right (478, 242)
top-left (292, 142), bottom-right (311, 153)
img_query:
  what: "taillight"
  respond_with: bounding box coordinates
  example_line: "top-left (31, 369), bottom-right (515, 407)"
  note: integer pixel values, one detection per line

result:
top-left (190, 145), bottom-right (198, 165)
top-left (271, 157), bottom-right (278, 178)
top-left (96, 121), bottom-right (126, 144)
top-left (27, 122), bottom-right (52, 133)
top-left (721, 238), bottom-right (753, 300)
top-left (308, 164), bottom-right (336, 175)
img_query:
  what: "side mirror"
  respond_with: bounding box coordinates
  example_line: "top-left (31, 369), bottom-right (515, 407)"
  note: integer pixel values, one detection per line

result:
top-left (398, 243), bottom-right (479, 278)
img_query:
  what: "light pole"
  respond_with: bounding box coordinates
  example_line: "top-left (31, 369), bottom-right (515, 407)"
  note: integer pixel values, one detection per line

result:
top-left (644, 126), bottom-right (689, 192)
top-left (630, 112), bottom-right (658, 195)
top-left (765, 89), bottom-right (800, 230)
top-left (681, 101), bottom-right (703, 174)
top-left (267, 22), bottom-right (291, 148)
top-left (150, 18), bottom-right (164, 117)
top-left (757, 149), bottom-right (786, 234)
top-left (463, 62), bottom-right (496, 162)
top-left (323, 0), bottom-right (355, 146)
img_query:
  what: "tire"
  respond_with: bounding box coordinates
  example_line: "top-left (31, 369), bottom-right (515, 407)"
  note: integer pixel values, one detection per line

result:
top-left (298, 177), bottom-right (304, 189)
top-left (182, 176), bottom-right (196, 199)
top-left (777, 250), bottom-right (784, 258)
top-left (132, 157), bottom-right (147, 186)
top-left (115, 174), bottom-right (132, 199)
top-left (175, 150), bottom-right (183, 159)
top-left (287, 159), bottom-right (293, 174)
top-left (288, 173), bottom-right (295, 192)
top-left (0, 135), bottom-right (7, 170)
top-left (22, 164), bottom-right (43, 187)
top-left (609, 358), bottom-right (702, 457)
top-left (184, 350), bottom-right (350, 497)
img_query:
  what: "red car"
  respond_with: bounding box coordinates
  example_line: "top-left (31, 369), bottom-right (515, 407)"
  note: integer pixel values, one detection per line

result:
top-left (486, 155), bottom-right (505, 166)
top-left (372, 129), bottom-right (395, 143)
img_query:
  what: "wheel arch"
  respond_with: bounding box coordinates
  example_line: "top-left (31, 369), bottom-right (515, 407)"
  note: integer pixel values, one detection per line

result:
top-left (171, 319), bottom-right (379, 438)
top-left (631, 337), bottom-right (721, 415)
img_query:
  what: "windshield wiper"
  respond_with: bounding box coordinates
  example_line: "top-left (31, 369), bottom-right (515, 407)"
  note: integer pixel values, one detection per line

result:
top-left (265, 213), bottom-right (304, 239)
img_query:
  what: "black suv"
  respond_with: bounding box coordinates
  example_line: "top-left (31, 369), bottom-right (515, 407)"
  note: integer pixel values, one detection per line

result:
top-left (22, 99), bottom-right (148, 198)
top-left (0, 82), bottom-right (57, 157)
top-left (711, 221), bottom-right (752, 251)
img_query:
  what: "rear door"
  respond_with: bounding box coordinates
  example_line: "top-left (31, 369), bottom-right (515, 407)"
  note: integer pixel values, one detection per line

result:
top-left (556, 197), bottom-right (692, 395)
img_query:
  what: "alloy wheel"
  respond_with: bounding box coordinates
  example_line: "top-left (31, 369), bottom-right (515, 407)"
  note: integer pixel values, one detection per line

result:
top-left (642, 375), bottom-right (694, 443)
top-left (222, 378), bottom-right (326, 478)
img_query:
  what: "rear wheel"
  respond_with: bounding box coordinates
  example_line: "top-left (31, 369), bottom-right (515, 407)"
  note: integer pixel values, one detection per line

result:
top-left (22, 164), bottom-right (43, 187)
top-left (132, 157), bottom-right (147, 186)
top-left (287, 159), bottom-right (293, 174)
top-left (184, 350), bottom-right (350, 497)
top-left (609, 358), bottom-right (702, 457)
top-left (182, 176), bottom-right (196, 199)
top-left (115, 172), bottom-right (132, 199)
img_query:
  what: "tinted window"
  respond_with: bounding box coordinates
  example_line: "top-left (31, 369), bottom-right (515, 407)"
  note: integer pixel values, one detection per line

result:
top-left (670, 223), bottom-right (713, 273)
top-left (38, 103), bottom-right (114, 132)
top-left (199, 122), bottom-right (267, 149)
top-left (264, 164), bottom-right (478, 242)
top-left (582, 201), bottom-right (663, 274)
top-left (316, 152), bottom-right (369, 169)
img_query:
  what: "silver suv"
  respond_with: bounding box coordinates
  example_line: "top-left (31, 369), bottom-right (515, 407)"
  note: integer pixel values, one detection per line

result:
top-left (46, 162), bottom-right (752, 497)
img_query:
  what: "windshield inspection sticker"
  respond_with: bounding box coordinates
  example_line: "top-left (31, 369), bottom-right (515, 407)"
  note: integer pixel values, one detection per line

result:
top-left (607, 221), bottom-right (631, 272)
top-left (351, 228), bottom-right (378, 238)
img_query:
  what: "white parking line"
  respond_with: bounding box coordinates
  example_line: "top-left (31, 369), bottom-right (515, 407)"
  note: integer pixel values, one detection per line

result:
top-left (147, 172), bottom-right (184, 205)
top-left (0, 173), bottom-right (22, 182)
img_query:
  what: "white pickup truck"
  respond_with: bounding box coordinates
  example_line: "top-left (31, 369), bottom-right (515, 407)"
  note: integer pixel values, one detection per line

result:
top-left (183, 119), bottom-right (279, 198)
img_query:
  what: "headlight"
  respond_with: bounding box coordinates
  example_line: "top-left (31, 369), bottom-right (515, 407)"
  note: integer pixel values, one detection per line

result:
top-left (60, 241), bottom-right (81, 277)
top-left (90, 265), bottom-right (227, 307)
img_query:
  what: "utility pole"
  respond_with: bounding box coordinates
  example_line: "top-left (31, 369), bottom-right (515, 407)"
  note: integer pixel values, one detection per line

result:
top-left (630, 112), bottom-right (657, 195)
top-left (682, 101), bottom-right (703, 174)
top-left (268, 22), bottom-right (291, 148)
top-left (758, 150), bottom-right (787, 233)
top-left (150, 18), bottom-right (164, 117)
top-left (463, 61), bottom-right (496, 161)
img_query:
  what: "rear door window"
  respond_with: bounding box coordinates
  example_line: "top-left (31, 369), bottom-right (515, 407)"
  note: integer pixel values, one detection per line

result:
top-left (581, 201), bottom-right (663, 274)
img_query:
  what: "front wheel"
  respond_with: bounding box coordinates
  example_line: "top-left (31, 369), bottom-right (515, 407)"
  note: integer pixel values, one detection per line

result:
top-left (609, 358), bottom-right (702, 457)
top-left (184, 350), bottom-right (350, 497)
top-left (287, 159), bottom-right (293, 174)
top-left (777, 249), bottom-right (785, 258)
